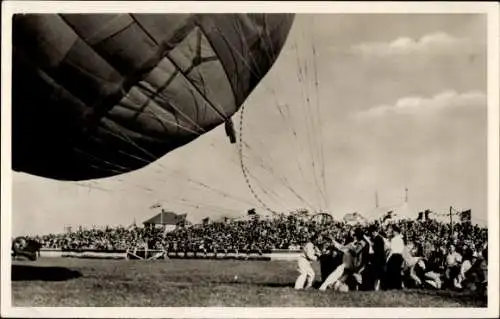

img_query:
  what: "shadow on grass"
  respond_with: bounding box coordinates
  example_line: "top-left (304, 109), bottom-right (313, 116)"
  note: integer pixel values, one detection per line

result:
top-left (12, 265), bottom-right (83, 281)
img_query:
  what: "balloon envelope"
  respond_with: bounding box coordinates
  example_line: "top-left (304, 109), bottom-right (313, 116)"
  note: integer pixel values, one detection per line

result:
top-left (12, 13), bottom-right (294, 181)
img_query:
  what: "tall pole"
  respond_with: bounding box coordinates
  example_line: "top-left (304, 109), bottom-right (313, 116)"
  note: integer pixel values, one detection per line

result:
top-left (405, 187), bottom-right (408, 203)
top-left (160, 208), bottom-right (163, 228)
top-left (375, 191), bottom-right (379, 208)
top-left (449, 206), bottom-right (453, 238)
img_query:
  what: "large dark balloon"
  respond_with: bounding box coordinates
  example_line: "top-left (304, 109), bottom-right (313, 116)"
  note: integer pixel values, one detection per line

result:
top-left (12, 13), bottom-right (294, 181)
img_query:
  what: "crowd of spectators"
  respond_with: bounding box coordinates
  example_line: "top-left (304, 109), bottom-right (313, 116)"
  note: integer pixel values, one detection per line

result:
top-left (24, 213), bottom-right (487, 262)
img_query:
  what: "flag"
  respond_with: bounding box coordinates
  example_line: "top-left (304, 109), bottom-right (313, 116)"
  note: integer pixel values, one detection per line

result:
top-left (150, 203), bottom-right (161, 209)
top-left (382, 211), bottom-right (394, 223)
top-left (424, 210), bottom-right (431, 220)
top-left (460, 210), bottom-right (471, 223)
top-left (202, 217), bottom-right (210, 225)
top-left (247, 208), bottom-right (257, 215)
top-left (417, 212), bottom-right (423, 221)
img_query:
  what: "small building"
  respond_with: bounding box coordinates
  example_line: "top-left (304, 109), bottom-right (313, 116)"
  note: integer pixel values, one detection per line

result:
top-left (143, 210), bottom-right (188, 232)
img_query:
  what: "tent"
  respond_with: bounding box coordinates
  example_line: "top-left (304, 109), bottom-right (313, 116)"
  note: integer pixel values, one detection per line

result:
top-left (343, 212), bottom-right (368, 225)
top-left (388, 202), bottom-right (415, 221)
top-left (367, 202), bottom-right (416, 223)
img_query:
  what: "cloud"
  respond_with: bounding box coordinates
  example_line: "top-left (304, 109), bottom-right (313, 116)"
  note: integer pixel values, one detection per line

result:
top-left (352, 32), bottom-right (477, 57)
top-left (356, 90), bottom-right (486, 118)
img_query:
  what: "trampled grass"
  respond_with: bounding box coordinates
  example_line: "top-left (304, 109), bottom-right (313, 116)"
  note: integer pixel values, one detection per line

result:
top-left (11, 258), bottom-right (486, 307)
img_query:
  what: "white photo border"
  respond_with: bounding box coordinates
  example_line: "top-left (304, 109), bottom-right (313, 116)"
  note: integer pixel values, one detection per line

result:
top-left (1, 1), bottom-right (498, 318)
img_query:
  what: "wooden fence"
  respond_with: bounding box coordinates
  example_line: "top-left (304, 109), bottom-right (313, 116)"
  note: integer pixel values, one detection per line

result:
top-left (39, 249), bottom-right (301, 261)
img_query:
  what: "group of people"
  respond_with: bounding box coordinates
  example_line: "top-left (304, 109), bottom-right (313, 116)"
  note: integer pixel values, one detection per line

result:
top-left (23, 215), bottom-right (344, 252)
top-left (294, 223), bottom-right (488, 295)
top-left (23, 214), bottom-right (486, 257)
top-left (20, 212), bottom-right (488, 294)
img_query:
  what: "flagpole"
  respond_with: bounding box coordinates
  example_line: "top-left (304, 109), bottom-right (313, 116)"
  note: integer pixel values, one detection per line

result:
top-left (449, 206), bottom-right (453, 239)
top-left (160, 208), bottom-right (163, 228)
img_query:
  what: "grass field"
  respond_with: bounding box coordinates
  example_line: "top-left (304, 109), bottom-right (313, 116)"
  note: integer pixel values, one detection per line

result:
top-left (11, 258), bottom-right (486, 307)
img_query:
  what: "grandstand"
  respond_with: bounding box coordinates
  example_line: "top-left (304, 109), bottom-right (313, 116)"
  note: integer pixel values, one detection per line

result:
top-left (22, 208), bottom-right (486, 259)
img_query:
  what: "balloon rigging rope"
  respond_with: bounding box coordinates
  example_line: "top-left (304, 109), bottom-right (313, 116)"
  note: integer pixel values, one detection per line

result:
top-left (238, 103), bottom-right (278, 215)
top-left (229, 18), bottom-right (316, 215)
top-left (310, 17), bottom-right (329, 210)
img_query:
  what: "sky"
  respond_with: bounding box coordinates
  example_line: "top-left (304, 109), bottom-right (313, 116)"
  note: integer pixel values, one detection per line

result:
top-left (11, 14), bottom-right (488, 236)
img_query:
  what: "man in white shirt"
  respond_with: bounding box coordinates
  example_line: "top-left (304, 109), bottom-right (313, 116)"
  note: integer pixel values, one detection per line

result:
top-left (294, 237), bottom-right (320, 290)
top-left (385, 225), bottom-right (405, 290)
top-left (445, 244), bottom-right (462, 287)
top-left (389, 227), bottom-right (405, 256)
